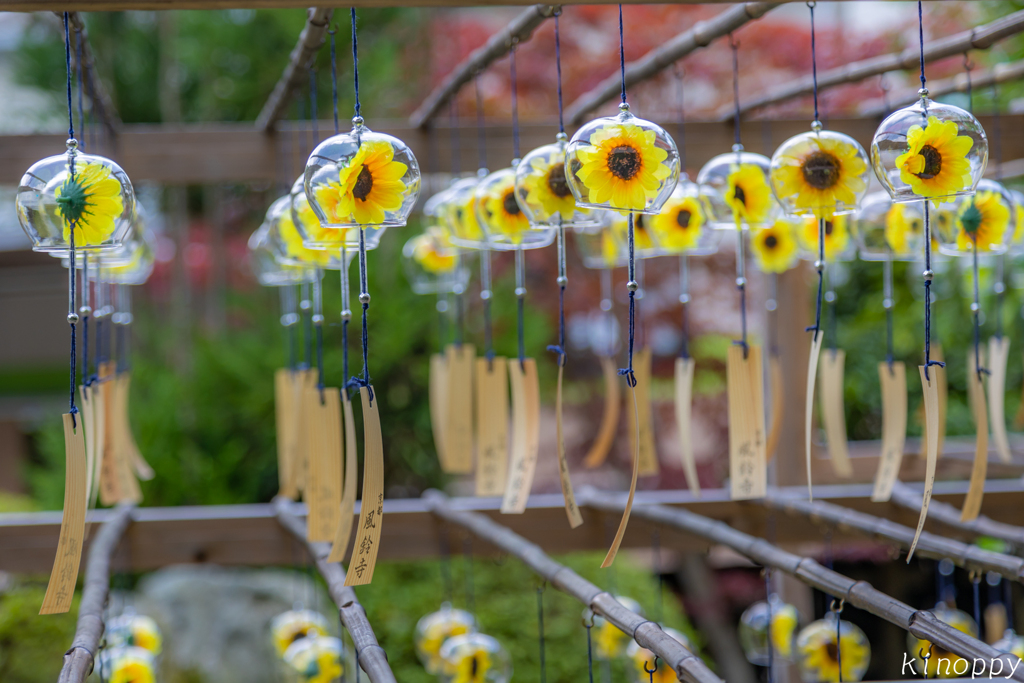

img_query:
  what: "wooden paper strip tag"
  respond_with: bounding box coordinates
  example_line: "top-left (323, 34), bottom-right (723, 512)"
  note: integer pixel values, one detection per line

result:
top-left (584, 356), bottom-right (620, 469)
top-left (909, 364), bottom-right (944, 562)
top-left (79, 386), bottom-right (96, 507)
top-left (291, 370), bottom-right (317, 497)
top-left (500, 359), bottom-right (540, 514)
top-left (111, 375), bottom-right (142, 505)
top-left (961, 353), bottom-right (989, 523)
top-left (804, 332), bottom-right (824, 499)
top-left (728, 345), bottom-right (767, 500)
top-left (1015, 351), bottom-right (1024, 430)
top-left (327, 391), bottom-right (359, 563)
top-left (89, 383), bottom-right (105, 511)
top-left (628, 349), bottom-right (659, 477)
top-left (429, 353), bottom-right (450, 472)
top-left (919, 344), bottom-right (948, 459)
top-left (474, 357), bottom-right (509, 497)
top-left (40, 414), bottom-right (87, 615)
top-left (445, 344), bottom-right (475, 474)
top-left (987, 336), bottom-right (1012, 464)
top-left (601, 382), bottom-right (641, 568)
top-left (118, 374), bottom-right (153, 481)
top-left (307, 388), bottom-right (343, 543)
top-left (275, 369), bottom-right (298, 498)
top-left (674, 357), bottom-right (700, 496)
top-left (555, 364), bottom-right (584, 528)
top-left (766, 355), bottom-right (785, 463)
top-left (871, 362), bottom-right (908, 502)
top-left (819, 349), bottom-right (853, 478)
top-left (98, 372), bottom-right (124, 506)
top-left (345, 386), bottom-right (385, 586)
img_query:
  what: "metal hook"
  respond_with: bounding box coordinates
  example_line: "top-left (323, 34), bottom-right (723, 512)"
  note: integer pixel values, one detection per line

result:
top-left (963, 52), bottom-right (974, 71)
top-left (830, 598), bottom-right (845, 614)
top-left (728, 33), bottom-right (739, 50)
top-left (806, 0), bottom-right (816, 7)
top-left (644, 657), bottom-right (660, 676)
top-left (582, 613), bottom-right (595, 629)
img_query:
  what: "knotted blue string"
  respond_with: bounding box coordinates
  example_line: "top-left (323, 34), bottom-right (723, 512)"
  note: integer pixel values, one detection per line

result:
top-left (351, 8), bottom-right (360, 119)
top-left (554, 10), bottom-right (564, 134)
top-left (618, 214), bottom-right (638, 388)
top-left (510, 44), bottom-right (520, 159)
top-left (63, 12), bottom-right (79, 425)
top-left (330, 28), bottom-right (339, 134)
top-left (618, 5), bottom-right (626, 104)
top-left (545, 285), bottom-right (566, 367)
top-left (808, 1), bottom-right (819, 123)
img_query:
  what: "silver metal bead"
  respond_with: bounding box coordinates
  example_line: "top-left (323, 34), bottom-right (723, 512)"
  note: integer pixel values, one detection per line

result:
top-left (515, 287), bottom-right (527, 298)
top-left (359, 292), bottom-right (371, 305)
top-left (282, 313), bottom-right (300, 327)
top-left (765, 299), bottom-right (777, 312)
top-left (352, 116), bottom-right (364, 128)
top-left (436, 300), bottom-right (448, 313)
top-left (312, 314), bottom-right (325, 324)
top-left (883, 298), bottom-right (893, 309)
top-left (299, 299), bottom-right (312, 311)
top-left (600, 299), bottom-right (612, 312)
top-left (811, 120), bottom-right (823, 132)
top-left (679, 294), bottom-right (691, 305)
top-left (556, 276), bottom-right (568, 287)
top-left (79, 305), bottom-right (92, 316)
top-left (477, 167), bottom-right (489, 179)
top-left (340, 310), bottom-right (352, 321)
top-left (122, 313), bottom-right (133, 325)
top-left (626, 280), bottom-right (639, 292)
top-left (555, 132), bottom-right (568, 143)
top-left (918, 87), bottom-right (930, 99)
top-left (970, 302), bottom-right (980, 313)
top-left (923, 269), bottom-right (934, 281)
top-left (66, 138), bottom-right (78, 151)
top-left (510, 158), bottom-right (521, 169)
top-left (994, 282), bottom-right (1006, 295)
top-left (68, 312), bottom-right (80, 324)
top-left (618, 102), bottom-right (631, 113)
top-left (825, 291), bottom-right (836, 303)
top-left (814, 260), bottom-right (824, 270)
top-left (452, 284), bottom-right (465, 295)
top-left (731, 143), bottom-right (745, 154)
top-left (736, 276), bottom-right (747, 287)
top-left (480, 290), bottom-right (492, 301)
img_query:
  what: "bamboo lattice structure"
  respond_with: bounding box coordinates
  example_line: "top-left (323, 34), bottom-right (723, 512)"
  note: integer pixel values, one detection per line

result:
top-left (273, 497), bottom-right (396, 683)
top-left (578, 490), bottom-right (1024, 681)
top-left (57, 504), bottom-right (135, 683)
top-left (424, 490), bottom-right (725, 683)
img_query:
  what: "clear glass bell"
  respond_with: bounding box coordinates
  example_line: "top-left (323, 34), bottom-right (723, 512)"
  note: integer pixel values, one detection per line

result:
top-left (402, 227), bottom-right (471, 296)
top-left (738, 596), bottom-right (801, 665)
top-left (582, 596), bottom-right (643, 660)
top-left (993, 629), bottom-right (1024, 660)
top-left (16, 144), bottom-right (135, 253)
top-left (626, 627), bottom-right (692, 683)
top-left (854, 191), bottom-right (925, 261)
top-left (936, 178), bottom-right (1015, 256)
top-left (271, 609), bottom-right (332, 658)
top-left (565, 104), bottom-right (679, 214)
top-left (750, 218), bottom-right (801, 274)
top-left (414, 605), bottom-right (479, 674)
top-left (423, 186), bottom-right (453, 220)
top-left (797, 213), bottom-right (858, 262)
top-left (870, 98), bottom-right (988, 204)
top-left (105, 613), bottom-right (162, 656)
top-left (97, 646), bottom-right (157, 683)
top-left (697, 148), bottom-right (779, 230)
top-left (474, 166), bottom-right (554, 251)
top-left (515, 134), bottom-right (603, 230)
top-left (249, 223), bottom-right (317, 287)
top-left (266, 196), bottom-right (348, 270)
top-left (573, 227), bottom-right (625, 270)
top-left (906, 603), bottom-right (977, 678)
top-left (770, 128), bottom-right (870, 218)
top-left (445, 176), bottom-right (491, 249)
top-left (648, 175), bottom-right (719, 255)
top-left (304, 118), bottom-right (421, 229)
top-left (1008, 189), bottom-right (1024, 255)
top-left (290, 175), bottom-right (374, 251)
top-left (283, 635), bottom-right (347, 683)
top-left (608, 212), bottom-right (662, 259)
top-left (100, 240), bottom-right (155, 286)
top-left (438, 633), bottom-right (512, 683)
top-left (795, 614), bottom-right (871, 683)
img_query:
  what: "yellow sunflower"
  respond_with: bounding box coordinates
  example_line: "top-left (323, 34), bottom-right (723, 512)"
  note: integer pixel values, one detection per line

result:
top-left (909, 607), bottom-right (977, 678)
top-left (297, 193), bottom-right (349, 246)
top-left (450, 645), bottom-right (492, 683)
top-left (955, 190), bottom-right (1010, 252)
top-left (521, 152), bottom-right (576, 221)
top-left (107, 615), bottom-right (163, 655)
top-left (751, 219), bottom-right (799, 273)
top-left (419, 620), bottom-right (472, 673)
top-left (1013, 198), bottom-right (1024, 245)
top-left (797, 619), bottom-right (871, 683)
top-left (610, 214), bottom-right (656, 252)
top-left (895, 116), bottom-right (974, 202)
top-left (450, 195), bottom-right (484, 242)
top-left (725, 164), bottom-right (773, 226)
top-left (279, 213), bottom-right (333, 267)
top-left (575, 122), bottom-right (671, 211)
top-left (305, 649), bottom-right (344, 683)
top-left (109, 658), bottom-right (155, 683)
top-left (598, 229), bottom-right (623, 267)
top-left (770, 603), bottom-right (799, 659)
top-left (931, 204), bottom-right (957, 245)
top-left (631, 650), bottom-right (676, 683)
top-left (884, 203), bottom-right (924, 255)
top-left (771, 135), bottom-right (867, 217)
top-left (801, 213), bottom-right (851, 259)
top-left (595, 619), bottom-right (630, 659)
top-left (334, 140), bottom-right (408, 225)
top-left (56, 161), bottom-right (124, 246)
top-left (481, 174), bottom-right (530, 241)
top-left (650, 195), bottom-right (705, 252)
top-left (411, 232), bottom-right (457, 274)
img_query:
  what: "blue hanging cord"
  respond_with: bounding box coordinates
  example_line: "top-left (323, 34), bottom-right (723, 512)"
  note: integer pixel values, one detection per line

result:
top-left (351, 8), bottom-right (361, 120)
top-left (765, 567), bottom-right (774, 683)
top-left (537, 584), bottom-right (547, 683)
top-left (808, 2), bottom-right (819, 124)
top-left (450, 97), bottom-right (461, 176)
top-left (330, 28), bottom-right (339, 134)
top-left (918, 1), bottom-right (926, 91)
top-left (618, 4), bottom-right (626, 104)
top-left (302, 283), bottom-right (313, 369)
top-left (679, 255), bottom-right (690, 359)
top-left (804, 5), bottom-right (825, 344)
top-left (516, 248), bottom-right (526, 370)
top-left (618, 213), bottom-right (638, 387)
top-left (474, 75), bottom-right (488, 171)
top-left (63, 12), bottom-right (79, 425)
top-left (729, 34), bottom-right (741, 147)
top-left (584, 617), bottom-right (594, 683)
top-left (554, 10), bottom-right (565, 134)
top-left (309, 65), bottom-right (318, 145)
top-left (971, 572), bottom-right (982, 638)
top-left (673, 64), bottom-right (687, 172)
top-left (510, 43), bottom-right (520, 159)
top-left (75, 26), bottom-right (84, 151)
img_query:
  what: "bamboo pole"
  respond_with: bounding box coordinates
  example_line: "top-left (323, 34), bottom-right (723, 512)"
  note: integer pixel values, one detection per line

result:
top-left (760, 491), bottom-right (1024, 582)
top-left (423, 490), bottom-right (724, 683)
top-left (564, 2), bottom-right (778, 127)
top-left (272, 497), bottom-right (396, 683)
top-left (57, 504), bottom-right (135, 683)
top-left (860, 59), bottom-right (1024, 119)
top-left (256, 7), bottom-right (334, 132)
top-left (717, 9), bottom-right (1024, 121)
top-left (66, 12), bottom-right (122, 136)
top-left (888, 481), bottom-right (1024, 549)
top-left (578, 491), bottom-right (1024, 680)
top-left (408, 4), bottom-right (558, 129)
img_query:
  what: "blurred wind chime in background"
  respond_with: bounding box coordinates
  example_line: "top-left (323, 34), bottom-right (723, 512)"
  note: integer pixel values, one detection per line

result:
top-left (16, 12), bottom-right (153, 615)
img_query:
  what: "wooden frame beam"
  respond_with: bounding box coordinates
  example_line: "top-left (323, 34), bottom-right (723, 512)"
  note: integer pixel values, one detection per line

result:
top-left (425, 490), bottom-right (724, 683)
top-left (888, 481), bottom-right (1024, 548)
top-left (68, 12), bottom-right (122, 136)
top-left (564, 2), bottom-right (778, 127)
top-left (584, 491), bottom-right (1024, 682)
top-left (57, 504), bottom-right (134, 683)
top-left (274, 497), bottom-right (396, 683)
top-left (719, 8), bottom-right (1024, 121)
top-left (409, 4), bottom-right (558, 129)
top-left (256, 7), bottom-right (334, 132)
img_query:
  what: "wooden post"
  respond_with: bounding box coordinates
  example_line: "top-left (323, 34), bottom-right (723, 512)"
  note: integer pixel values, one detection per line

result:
top-left (57, 504), bottom-right (134, 683)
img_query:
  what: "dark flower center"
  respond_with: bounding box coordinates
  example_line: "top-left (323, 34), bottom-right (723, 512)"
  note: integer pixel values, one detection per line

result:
top-left (675, 210), bottom-right (692, 229)
top-left (764, 234), bottom-right (778, 249)
top-left (733, 185), bottom-right (747, 207)
top-left (635, 214), bottom-right (645, 230)
top-left (57, 176), bottom-right (90, 224)
top-left (824, 221), bottom-right (834, 236)
top-left (353, 165), bottom-right (374, 201)
top-left (916, 145), bottom-right (942, 180)
top-left (825, 642), bottom-right (839, 663)
top-left (546, 163), bottom-right (572, 198)
top-left (608, 145), bottom-right (642, 181)
top-left (960, 201), bottom-right (983, 238)
top-left (801, 151), bottom-right (842, 190)
top-left (471, 655), bottom-right (479, 678)
top-left (503, 191), bottom-right (521, 216)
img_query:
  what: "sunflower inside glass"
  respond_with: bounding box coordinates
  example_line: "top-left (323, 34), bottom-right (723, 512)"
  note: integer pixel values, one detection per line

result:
top-left (907, 605), bottom-right (977, 679)
top-left (477, 170), bottom-right (533, 244)
top-left (751, 219), bottom-right (800, 274)
top-left (884, 203), bottom-right (925, 256)
top-left (572, 120), bottom-right (674, 213)
top-left (444, 178), bottom-right (486, 246)
top-left (799, 213), bottom-right (853, 260)
top-left (271, 609), bottom-right (331, 657)
top-left (894, 116), bottom-right (974, 202)
top-left (953, 189), bottom-right (1011, 253)
top-left (650, 191), bottom-right (706, 253)
top-left (626, 628), bottom-right (693, 683)
top-left (414, 607), bottom-right (478, 674)
top-left (105, 648), bottom-right (157, 683)
top-left (283, 636), bottom-right (345, 683)
top-left (795, 617), bottom-right (871, 683)
top-left (438, 634), bottom-right (510, 683)
top-left (738, 598), bottom-right (801, 665)
top-left (725, 163), bottom-right (774, 227)
top-left (55, 161), bottom-right (125, 247)
top-left (411, 230), bottom-right (458, 274)
top-left (517, 140), bottom-right (596, 227)
top-left (106, 614), bottom-right (163, 655)
top-left (771, 132), bottom-right (868, 218)
top-left (610, 213), bottom-right (659, 255)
